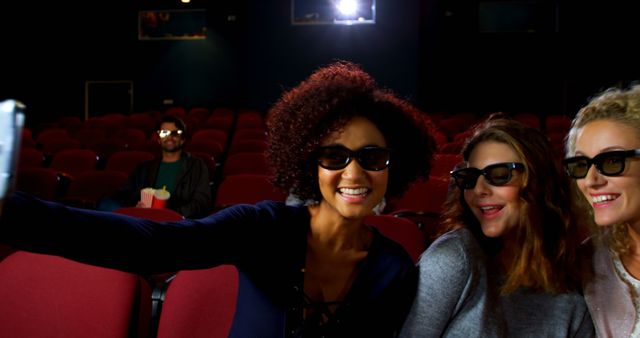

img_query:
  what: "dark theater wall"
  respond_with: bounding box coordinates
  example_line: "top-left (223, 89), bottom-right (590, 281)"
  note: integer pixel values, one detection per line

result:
top-left (0, 0), bottom-right (638, 128)
top-left (0, 2), bottom-right (138, 126)
top-left (417, 0), bottom-right (640, 116)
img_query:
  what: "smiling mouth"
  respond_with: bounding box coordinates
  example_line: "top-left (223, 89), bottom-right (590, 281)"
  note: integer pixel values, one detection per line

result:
top-left (591, 194), bottom-right (618, 204)
top-left (479, 205), bottom-right (503, 214)
top-left (338, 187), bottom-right (369, 197)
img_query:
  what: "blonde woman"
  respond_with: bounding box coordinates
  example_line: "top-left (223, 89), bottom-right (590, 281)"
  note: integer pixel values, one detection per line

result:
top-left (564, 85), bottom-right (640, 337)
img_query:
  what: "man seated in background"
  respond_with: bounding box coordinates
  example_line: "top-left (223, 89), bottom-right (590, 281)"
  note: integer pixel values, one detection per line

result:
top-left (99, 115), bottom-right (212, 218)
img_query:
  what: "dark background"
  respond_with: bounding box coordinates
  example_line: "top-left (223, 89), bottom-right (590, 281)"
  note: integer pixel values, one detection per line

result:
top-left (0, 0), bottom-right (638, 128)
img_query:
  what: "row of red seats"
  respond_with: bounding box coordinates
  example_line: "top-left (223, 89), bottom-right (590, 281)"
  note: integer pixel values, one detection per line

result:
top-left (26, 111), bottom-right (265, 160)
top-left (16, 168), bottom-right (286, 215)
top-left (19, 144), bottom-right (267, 180)
top-left (17, 109), bottom-right (271, 210)
top-left (0, 248), bottom-right (238, 338)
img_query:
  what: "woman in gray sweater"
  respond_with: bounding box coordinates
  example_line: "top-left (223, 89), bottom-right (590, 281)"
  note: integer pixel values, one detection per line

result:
top-left (400, 115), bottom-right (595, 337)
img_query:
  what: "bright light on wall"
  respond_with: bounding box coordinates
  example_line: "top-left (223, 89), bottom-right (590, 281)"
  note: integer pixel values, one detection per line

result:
top-left (336, 0), bottom-right (358, 16)
top-left (292, 0), bottom-right (375, 25)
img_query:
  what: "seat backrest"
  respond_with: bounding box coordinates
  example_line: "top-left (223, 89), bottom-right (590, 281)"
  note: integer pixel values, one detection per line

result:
top-left (189, 151), bottom-right (217, 182)
top-left (235, 113), bottom-right (264, 130)
top-left (64, 170), bottom-right (128, 208)
top-left (385, 176), bottom-right (451, 215)
top-left (204, 116), bottom-right (234, 134)
top-left (365, 215), bottom-right (426, 262)
top-left (73, 128), bottom-right (107, 147)
top-left (128, 139), bottom-right (162, 160)
top-left (187, 107), bottom-right (211, 122)
top-left (431, 153), bottom-right (462, 180)
top-left (214, 174), bottom-right (286, 210)
top-left (40, 138), bottom-right (82, 156)
top-left (16, 167), bottom-right (60, 201)
top-left (165, 106), bottom-right (186, 119)
top-left (106, 150), bottom-right (155, 175)
top-left (232, 128), bottom-right (267, 142)
top-left (127, 113), bottom-right (157, 137)
top-left (157, 265), bottom-right (239, 338)
top-left (222, 152), bottom-right (269, 177)
top-left (191, 129), bottom-right (228, 146)
top-left (0, 251), bottom-right (141, 338)
top-left (112, 129), bottom-right (148, 149)
top-left (184, 139), bottom-right (224, 159)
top-left (545, 114), bottom-right (571, 134)
top-left (86, 139), bottom-right (129, 163)
top-left (22, 127), bottom-right (33, 142)
top-left (35, 128), bottom-right (70, 145)
top-left (49, 149), bottom-right (99, 178)
top-left (18, 147), bottom-right (45, 169)
top-left (227, 139), bottom-right (267, 156)
top-left (56, 116), bottom-right (83, 132)
top-left (211, 107), bottom-right (235, 119)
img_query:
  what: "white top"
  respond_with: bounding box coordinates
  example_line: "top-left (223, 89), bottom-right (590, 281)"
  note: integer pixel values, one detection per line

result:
top-left (613, 256), bottom-right (640, 337)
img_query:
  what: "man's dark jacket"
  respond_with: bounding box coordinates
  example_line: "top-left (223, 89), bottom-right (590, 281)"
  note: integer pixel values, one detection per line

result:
top-left (113, 152), bottom-right (212, 218)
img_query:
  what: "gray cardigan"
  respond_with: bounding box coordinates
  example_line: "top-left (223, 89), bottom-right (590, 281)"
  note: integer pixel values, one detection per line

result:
top-left (584, 241), bottom-right (635, 337)
top-left (400, 228), bottom-right (595, 338)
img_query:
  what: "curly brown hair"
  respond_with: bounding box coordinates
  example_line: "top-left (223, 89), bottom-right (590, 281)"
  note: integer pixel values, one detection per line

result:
top-left (440, 115), bottom-right (581, 294)
top-left (266, 61), bottom-right (437, 202)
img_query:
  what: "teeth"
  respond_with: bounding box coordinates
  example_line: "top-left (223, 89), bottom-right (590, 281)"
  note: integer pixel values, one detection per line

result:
top-left (480, 206), bottom-right (500, 211)
top-left (592, 195), bottom-right (616, 203)
top-left (339, 187), bottom-right (368, 195)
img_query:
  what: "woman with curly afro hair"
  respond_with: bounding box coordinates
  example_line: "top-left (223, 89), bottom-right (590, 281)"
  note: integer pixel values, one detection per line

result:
top-left (267, 61), bottom-right (436, 204)
top-left (1, 61), bottom-right (436, 338)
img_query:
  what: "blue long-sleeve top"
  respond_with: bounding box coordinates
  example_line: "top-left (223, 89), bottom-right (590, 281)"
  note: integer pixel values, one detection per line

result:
top-left (1, 192), bottom-right (417, 338)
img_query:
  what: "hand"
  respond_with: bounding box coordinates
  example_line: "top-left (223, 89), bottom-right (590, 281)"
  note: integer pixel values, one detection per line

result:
top-left (135, 201), bottom-right (148, 208)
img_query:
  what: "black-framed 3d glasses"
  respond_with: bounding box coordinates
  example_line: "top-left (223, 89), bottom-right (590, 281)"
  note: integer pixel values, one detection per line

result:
top-left (451, 162), bottom-right (524, 190)
top-left (157, 129), bottom-right (183, 138)
top-left (316, 145), bottom-right (391, 171)
top-left (562, 149), bottom-right (640, 179)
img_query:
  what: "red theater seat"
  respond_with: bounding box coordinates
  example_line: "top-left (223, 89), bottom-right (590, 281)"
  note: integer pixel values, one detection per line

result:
top-left (157, 265), bottom-right (239, 338)
top-left (0, 251), bottom-right (142, 338)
